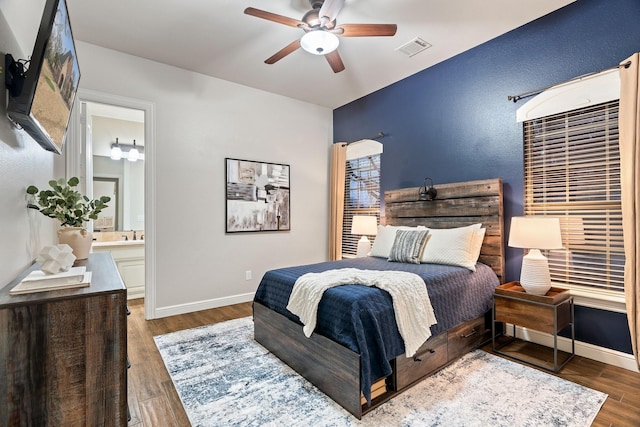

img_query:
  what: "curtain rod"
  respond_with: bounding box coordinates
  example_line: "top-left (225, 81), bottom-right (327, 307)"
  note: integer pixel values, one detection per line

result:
top-left (346, 132), bottom-right (385, 144)
top-left (507, 60), bottom-right (632, 103)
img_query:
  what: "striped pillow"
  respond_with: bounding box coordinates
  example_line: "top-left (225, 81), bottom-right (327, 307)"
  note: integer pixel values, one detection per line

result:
top-left (388, 229), bottom-right (430, 264)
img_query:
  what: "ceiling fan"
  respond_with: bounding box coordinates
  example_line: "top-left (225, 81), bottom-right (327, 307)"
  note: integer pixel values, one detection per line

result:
top-left (244, 0), bottom-right (397, 73)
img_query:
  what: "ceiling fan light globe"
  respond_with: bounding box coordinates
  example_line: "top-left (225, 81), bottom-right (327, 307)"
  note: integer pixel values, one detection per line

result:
top-left (300, 30), bottom-right (339, 55)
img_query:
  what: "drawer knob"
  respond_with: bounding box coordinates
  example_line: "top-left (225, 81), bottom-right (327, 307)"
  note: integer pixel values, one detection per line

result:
top-left (460, 328), bottom-right (478, 339)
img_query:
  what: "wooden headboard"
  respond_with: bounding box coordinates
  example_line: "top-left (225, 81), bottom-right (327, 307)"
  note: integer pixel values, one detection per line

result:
top-left (383, 178), bottom-right (505, 283)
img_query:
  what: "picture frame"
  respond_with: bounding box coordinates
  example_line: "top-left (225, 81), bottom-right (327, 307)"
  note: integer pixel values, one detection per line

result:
top-left (225, 158), bottom-right (290, 233)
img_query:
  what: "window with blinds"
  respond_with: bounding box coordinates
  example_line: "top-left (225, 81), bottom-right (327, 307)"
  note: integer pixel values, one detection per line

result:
top-left (523, 100), bottom-right (624, 292)
top-left (342, 154), bottom-right (381, 257)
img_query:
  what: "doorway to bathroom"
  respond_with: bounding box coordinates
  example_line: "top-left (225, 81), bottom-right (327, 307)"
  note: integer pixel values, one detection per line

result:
top-left (88, 101), bottom-right (146, 299)
top-left (68, 89), bottom-right (156, 319)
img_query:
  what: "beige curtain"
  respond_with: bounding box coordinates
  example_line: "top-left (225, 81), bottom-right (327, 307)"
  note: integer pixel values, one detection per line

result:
top-left (619, 53), bottom-right (640, 370)
top-left (328, 143), bottom-right (347, 260)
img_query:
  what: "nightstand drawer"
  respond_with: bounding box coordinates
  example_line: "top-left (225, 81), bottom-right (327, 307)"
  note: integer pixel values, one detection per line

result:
top-left (448, 316), bottom-right (487, 360)
top-left (395, 332), bottom-right (447, 390)
top-left (494, 297), bottom-right (572, 334)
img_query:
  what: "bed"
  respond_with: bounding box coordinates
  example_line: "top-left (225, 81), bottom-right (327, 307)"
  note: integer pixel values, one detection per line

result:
top-left (253, 178), bottom-right (504, 418)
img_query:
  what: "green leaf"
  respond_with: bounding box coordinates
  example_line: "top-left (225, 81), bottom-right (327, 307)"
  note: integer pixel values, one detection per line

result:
top-left (24, 177), bottom-right (110, 227)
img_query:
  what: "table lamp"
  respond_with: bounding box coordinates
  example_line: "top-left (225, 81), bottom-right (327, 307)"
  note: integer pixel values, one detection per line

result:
top-left (351, 215), bottom-right (378, 258)
top-left (508, 216), bottom-right (563, 295)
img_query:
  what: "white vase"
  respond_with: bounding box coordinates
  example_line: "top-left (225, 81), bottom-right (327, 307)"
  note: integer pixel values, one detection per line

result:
top-left (57, 227), bottom-right (93, 260)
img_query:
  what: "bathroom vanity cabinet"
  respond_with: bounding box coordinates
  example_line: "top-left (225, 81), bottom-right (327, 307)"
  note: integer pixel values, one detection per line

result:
top-left (93, 240), bottom-right (145, 299)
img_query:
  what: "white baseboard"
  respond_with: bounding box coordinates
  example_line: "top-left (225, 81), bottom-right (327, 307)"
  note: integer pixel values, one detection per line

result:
top-left (153, 292), bottom-right (255, 319)
top-left (127, 287), bottom-right (145, 300)
top-left (507, 324), bottom-right (639, 373)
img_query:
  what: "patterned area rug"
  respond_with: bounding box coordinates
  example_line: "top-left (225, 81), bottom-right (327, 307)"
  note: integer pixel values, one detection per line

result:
top-left (154, 317), bottom-right (607, 427)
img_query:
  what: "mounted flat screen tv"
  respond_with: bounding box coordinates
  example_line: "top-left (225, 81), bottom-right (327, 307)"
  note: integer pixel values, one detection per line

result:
top-left (5, 0), bottom-right (80, 154)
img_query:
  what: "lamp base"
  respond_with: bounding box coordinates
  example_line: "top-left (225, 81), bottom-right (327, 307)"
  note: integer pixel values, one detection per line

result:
top-left (520, 249), bottom-right (551, 296)
top-left (356, 236), bottom-right (371, 258)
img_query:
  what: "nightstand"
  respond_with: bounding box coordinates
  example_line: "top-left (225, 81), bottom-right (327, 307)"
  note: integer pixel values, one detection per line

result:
top-left (492, 281), bottom-right (574, 372)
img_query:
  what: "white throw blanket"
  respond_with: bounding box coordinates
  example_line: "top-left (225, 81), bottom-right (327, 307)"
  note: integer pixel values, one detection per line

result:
top-left (286, 268), bottom-right (437, 357)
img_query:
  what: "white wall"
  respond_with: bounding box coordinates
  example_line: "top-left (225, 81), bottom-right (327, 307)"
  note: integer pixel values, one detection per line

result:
top-left (0, 1), bottom-right (63, 286)
top-left (74, 41), bottom-right (332, 316)
top-left (0, 1), bottom-right (332, 318)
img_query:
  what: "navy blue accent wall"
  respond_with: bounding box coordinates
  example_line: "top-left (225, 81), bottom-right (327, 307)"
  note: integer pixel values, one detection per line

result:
top-left (560, 307), bottom-right (632, 353)
top-left (334, 0), bottom-right (640, 355)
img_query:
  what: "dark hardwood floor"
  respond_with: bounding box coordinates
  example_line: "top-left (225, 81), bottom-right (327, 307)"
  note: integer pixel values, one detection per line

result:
top-left (126, 299), bottom-right (252, 426)
top-left (126, 299), bottom-right (639, 426)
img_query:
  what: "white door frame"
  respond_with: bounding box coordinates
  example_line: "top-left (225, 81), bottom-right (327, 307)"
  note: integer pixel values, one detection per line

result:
top-left (67, 89), bottom-right (157, 319)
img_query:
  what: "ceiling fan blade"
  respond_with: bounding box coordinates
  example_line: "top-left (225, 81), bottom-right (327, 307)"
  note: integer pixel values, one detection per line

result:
top-left (337, 23), bottom-right (398, 37)
top-left (325, 50), bottom-right (345, 73)
top-left (319, 0), bottom-right (345, 26)
top-left (244, 7), bottom-right (304, 28)
top-left (265, 39), bottom-right (302, 64)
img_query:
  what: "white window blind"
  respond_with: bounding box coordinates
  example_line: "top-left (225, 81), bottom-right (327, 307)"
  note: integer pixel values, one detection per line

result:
top-left (342, 154), bottom-right (380, 257)
top-left (523, 100), bottom-right (624, 292)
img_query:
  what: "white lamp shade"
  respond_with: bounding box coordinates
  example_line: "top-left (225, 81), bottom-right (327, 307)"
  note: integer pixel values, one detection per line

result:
top-left (508, 216), bottom-right (563, 250)
top-left (300, 30), bottom-right (339, 55)
top-left (351, 216), bottom-right (378, 236)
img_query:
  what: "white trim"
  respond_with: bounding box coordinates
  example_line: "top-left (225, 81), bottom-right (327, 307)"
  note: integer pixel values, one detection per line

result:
top-left (69, 89), bottom-right (157, 320)
top-left (507, 325), bottom-right (639, 373)
top-left (65, 102), bottom-right (84, 186)
top-left (346, 139), bottom-right (383, 160)
top-left (516, 68), bottom-right (620, 122)
top-left (558, 285), bottom-right (627, 313)
top-left (154, 292), bottom-right (255, 319)
top-left (127, 288), bottom-right (145, 300)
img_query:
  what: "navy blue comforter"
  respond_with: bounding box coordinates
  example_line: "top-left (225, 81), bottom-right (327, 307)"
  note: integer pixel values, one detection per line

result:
top-left (253, 257), bottom-right (499, 403)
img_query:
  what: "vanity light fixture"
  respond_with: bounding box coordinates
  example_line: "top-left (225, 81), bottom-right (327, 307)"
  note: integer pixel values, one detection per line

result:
top-left (110, 138), bottom-right (144, 161)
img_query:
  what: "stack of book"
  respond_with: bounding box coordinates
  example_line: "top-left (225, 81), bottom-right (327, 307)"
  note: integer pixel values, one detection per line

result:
top-left (10, 266), bottom-right (92, 295)
top-left (360, 377), bottom-right (388, 405)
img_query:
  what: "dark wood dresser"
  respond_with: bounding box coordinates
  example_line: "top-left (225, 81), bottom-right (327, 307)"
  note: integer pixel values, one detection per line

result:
top-left (0, 253), bottom-right (128, 426)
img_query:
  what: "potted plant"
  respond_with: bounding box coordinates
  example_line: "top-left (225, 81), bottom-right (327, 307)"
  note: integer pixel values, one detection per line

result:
top-left (27, 177), bottom-right (111, 259)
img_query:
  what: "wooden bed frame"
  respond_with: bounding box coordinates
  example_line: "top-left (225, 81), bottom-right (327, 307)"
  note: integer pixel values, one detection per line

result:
top-left (253, 178), bottom-right (504, 419)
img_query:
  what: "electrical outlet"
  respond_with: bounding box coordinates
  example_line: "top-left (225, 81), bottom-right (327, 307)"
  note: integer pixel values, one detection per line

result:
top-left (245, 270), bottom-right (252, 281)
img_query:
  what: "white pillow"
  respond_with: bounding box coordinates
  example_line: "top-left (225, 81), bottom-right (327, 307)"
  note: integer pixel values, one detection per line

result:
top-left (470, 227), bottom-right (486, 263)
top-left (370, 225), bottom-right (425, 258)
top-left (420, 224), bottom-right (483, 271)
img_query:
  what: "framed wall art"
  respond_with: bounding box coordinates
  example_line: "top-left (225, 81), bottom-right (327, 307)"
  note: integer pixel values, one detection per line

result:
top-left (225, 158), bottom-right (290, 233)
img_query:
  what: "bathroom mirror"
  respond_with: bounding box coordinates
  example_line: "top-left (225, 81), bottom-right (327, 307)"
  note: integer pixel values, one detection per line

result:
top-left (94, 177), bottom-right (119, 230)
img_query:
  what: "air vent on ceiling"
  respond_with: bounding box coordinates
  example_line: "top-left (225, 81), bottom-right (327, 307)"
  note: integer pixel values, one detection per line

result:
top-left (395, 37), bottom-right (432, 57)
